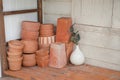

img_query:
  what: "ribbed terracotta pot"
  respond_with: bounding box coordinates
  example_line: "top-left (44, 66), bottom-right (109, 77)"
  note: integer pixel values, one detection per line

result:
top-left (22, 40), bottom-right (38, 53)
top-left (21, 29), bottom-right (39, 40)
top-left (23, 54), bottom-right (36, 67)
top-left (8, 40), bottom-right (24, 52)
top-left (7, 57), bottom-right (23, 71)
top-left (7, 51), bottom-right (22, 58)
top-left (38, 36), bottom-right (55, 49)
top-left (22, 21), bottom-right (40, 32)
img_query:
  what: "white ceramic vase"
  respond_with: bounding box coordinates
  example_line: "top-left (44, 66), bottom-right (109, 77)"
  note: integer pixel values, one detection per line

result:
top-left (70, 45), bottom-right (85, 65)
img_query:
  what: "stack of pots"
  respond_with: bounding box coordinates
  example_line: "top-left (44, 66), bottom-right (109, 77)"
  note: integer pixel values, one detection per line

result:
top-left (36, 48), bottom-right (49, 67)
top-left (21, 21), bottom-right (40, 67)
top-left (7, 40), bottom-right (24, 70)
top-left (39, 24), bottom-right (55, 49)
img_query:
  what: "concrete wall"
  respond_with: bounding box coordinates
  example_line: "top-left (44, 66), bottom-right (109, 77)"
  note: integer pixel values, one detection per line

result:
top-left (43, 0), bottom-right (120, 71)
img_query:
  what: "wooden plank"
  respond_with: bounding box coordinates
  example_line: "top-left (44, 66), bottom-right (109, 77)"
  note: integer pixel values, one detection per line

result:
top-left (37, 0), bottom-right (42, 23)
top-left (3, 9), bottom-right (38, 15)
top-left (0, 0), bottom-right (7, 77)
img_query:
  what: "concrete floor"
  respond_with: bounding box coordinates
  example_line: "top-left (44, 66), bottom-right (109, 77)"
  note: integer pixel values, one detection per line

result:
top-left (0, 77), bottom-right (21, 80)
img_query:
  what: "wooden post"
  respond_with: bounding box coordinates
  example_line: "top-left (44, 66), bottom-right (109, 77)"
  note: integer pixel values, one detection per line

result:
top-left (0, 0), bottom-right (8, 77)
top-left (37, 0), bottom-right (43, 23)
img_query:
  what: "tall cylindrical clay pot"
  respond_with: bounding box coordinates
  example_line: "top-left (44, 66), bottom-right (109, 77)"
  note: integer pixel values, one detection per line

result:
top-left (49, 42), bottom-right (67, 68)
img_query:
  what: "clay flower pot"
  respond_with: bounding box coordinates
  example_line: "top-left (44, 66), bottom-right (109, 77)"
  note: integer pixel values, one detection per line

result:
top-left (36, 48), bottom-right (49, 57)
top-left (36, 59), bottom-right (49, 68)
top-left (49, 42), bottom-right (67, 68)
top-left (22, 40), bottom-right (38, 53)
top-left (40, 24), bottom-right (54, 30)
top-left (23, 54), bottom-right (36, 67)
top-left (22, 21), bottom-right (40, 32)
top-left (7, 51), bottom-right (22, 58)
top-left (21, 30), bottom-right (39, 40)
top-left (38, 36), bottom-right (55, 49)
top-left (7, 57), bottom-right (23, 71)
top-left (56, 17), bottom-right (72, 43)
top-left (8, 40), bottom-right (24, 52)
top-left (36, 55), bottom-right (49, 61)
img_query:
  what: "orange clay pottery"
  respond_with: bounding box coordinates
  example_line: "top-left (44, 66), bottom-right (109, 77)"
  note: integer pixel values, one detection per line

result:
top-left (21, 29), bottom-right (39, 40)
top-left (36, 59), bottom-right (49, 68)
top-left (38, 36), bottom-right (55, 49)
top-left (22, 40), bottom-right (38, 53)
top-left (36, 48), bottom-right (49, 57)
top-left (36, 55), bottom-right (49, 61)
top-left (7, 57), bottom-right (23, 71)
top-left (40, 24), bottom-right (54, 36)
top-left (23, 54), bottom-right (36, 67)
top-left (7, 51), bottom-right (22, 58)
top-left (56, 17), bottom-right (72, 43)
top-left (8, 40), bottom-right (24, 52)
top-left (49, 42), bottom-right (67, 68)
top-left (22, 21), bottom-right (40, 32)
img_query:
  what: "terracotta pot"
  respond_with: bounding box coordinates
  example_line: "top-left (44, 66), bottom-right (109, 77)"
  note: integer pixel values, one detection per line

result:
top-left (56, 17), bottom-right (72, 43)
top-left (22, 21), bottom-right (40, 32)
top-left (36, 59), bottom-right (49, 68)
top-left (49, 42), bottom-right (67, 68)
top-left (23, 54), bottom-right (36, 67)
top-left (7, 57), bottom-right (23, 71)
top-left (65, 42), bottom-right (74, 63)
top-left (36, 48), bottom-right (49, 57)
top-left (21, 29), bottom-right (39, 40)
top-left (40, 24), bottom-right (54, 30)
top-left (8, 40), bottom-right (24, 52)
top-left (36, 55), bottom-right (49, 61)
top-left (7, 51), bottom-right (22, 58)
top-left (22, 40), bottom-right (38, 53)
top-left (38, 36), bottom-right (55, 48)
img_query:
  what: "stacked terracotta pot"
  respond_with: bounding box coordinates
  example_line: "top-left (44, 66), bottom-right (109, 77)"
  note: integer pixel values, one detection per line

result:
top-left (21, 21), bottom-right (40, 67)
top-left (7, 40), bottom-right (24, 70)
top-left (36, 48), bottom-right (49, 67)
top-left (39, 24), bottom-right (55, 49)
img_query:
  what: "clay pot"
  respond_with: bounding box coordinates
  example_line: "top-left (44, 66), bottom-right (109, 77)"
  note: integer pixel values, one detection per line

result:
top-left (22, 40), bottom-right (38, 53)
top-left (7, 57), bottom-right (23, 71)
top-left (21, 30), bottom-right (39, 40)
top-left (38, 36), bottom-right (55, 49)
top-left (7, 51), bottom-right (22, 58)
top-left (8, 40), bottom-right (24, 52)
top-left (40, 24), bottom-right (54, 37)
top-left (36, 59), bottom-right (49, 68)
top-left (23, 54), bottom-right (36, 67)
top-left (49, 42), bottom-right (67, 68)
top-left (65, 42), bottom-right (74, 63)
top-left (56, 17), bottom-right (72, 43)
top-left (22, 21), bottom-right (40, 32)
top-left (40, 24), bottom-right (54, 30)
top-left (36, 55), bottom-right (49, 61)
top-left (36, 48), bottom-right (49, 57)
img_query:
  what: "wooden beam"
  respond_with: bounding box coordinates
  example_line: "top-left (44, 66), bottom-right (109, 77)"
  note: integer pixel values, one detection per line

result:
top-left (3, 9), bottom-right (38, 15)
top-left (37, 0), bottom-right (43, 23)
top-left (0, 0), bottom-right (8, 77)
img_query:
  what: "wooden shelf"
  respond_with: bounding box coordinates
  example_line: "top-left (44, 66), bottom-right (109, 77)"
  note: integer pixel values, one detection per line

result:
top-left (4, 64), bottom-right (120, 80)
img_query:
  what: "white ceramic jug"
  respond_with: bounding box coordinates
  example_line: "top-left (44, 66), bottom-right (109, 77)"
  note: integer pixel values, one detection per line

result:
top-left (70, 45), bottom-right (85, 65)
